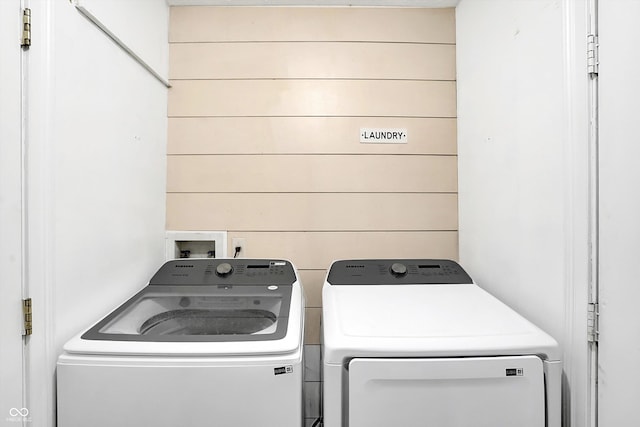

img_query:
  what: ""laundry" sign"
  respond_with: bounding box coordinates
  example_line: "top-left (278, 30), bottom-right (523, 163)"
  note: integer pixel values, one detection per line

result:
top-left (360, 128), bottom-right (408, 144)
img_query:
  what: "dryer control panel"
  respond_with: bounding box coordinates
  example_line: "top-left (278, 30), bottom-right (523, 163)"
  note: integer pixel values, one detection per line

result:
top-left (150, 259), bottom-right (297, 286)
top-left (327, 259), bottom-right (473, 285)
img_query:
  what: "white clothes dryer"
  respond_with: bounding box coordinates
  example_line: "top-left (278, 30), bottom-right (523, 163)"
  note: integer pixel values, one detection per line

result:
top-left (322, 259), bottom-right (561, 427)
top-left (58, 259), bottom-right (304, 427)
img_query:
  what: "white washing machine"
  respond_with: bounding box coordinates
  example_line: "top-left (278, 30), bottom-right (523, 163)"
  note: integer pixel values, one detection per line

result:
top-left (322, 259), bottom-right (561, 427)
top-left (57, 259), bottom-right (304, 427)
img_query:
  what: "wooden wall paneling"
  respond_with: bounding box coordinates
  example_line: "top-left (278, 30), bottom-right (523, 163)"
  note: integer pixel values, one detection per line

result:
top-left (167, 80), bottom-right (457, 118)
top-left (168, 5), bottom-right (459, 346)
top-left (225, 231), bottom-right (459, 270)
top-left (169, 42), bottom-right (456, 81)
top-left (170, 7), bottom-right (456, 44)
top-left (166, 193), bottom-right (458, 231)
top-left (167, 117), bottom-right (457, 155)
top-left (167, 155), bottom-right (457, 193)
top-left (298, 270), bottom-right (326, 308)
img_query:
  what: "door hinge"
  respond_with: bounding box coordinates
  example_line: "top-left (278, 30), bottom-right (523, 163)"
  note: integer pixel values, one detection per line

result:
top-left (22, 298), bottom-right (32, 336)
top-left (21, 8), bottom-right (31, 48)
top-left (587, 302), bottom-right (599, 343)
top-left (587, 34), bottom-right (599, 76)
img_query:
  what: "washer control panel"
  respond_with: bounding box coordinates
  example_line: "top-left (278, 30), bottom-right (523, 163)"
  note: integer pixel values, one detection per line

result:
top-left (150, 259), bottom-right (296, 286)
top-left (327, 259), bottom-right (473, 285)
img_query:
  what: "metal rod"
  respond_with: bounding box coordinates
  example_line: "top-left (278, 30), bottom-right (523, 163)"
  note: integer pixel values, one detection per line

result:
top-left (72, 3), bottom-right (171, 88)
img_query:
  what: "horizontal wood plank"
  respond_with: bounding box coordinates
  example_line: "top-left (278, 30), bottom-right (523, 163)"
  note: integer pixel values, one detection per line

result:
top-left (170, 7), bottom-right (455, 44)
top-left (167, 155), bottom-right (457, 193)
top-left (167, 193), bottom-right (458, 231)
top-left (167, 117), bottom-right (457, 155)
top-left (226, 231), bottom-right (458, 270)
top-left (168, 80), bottom-right (457, 118)
top-left (169, 42), bottom-right (456, 81)
top-left (298, 270), bottom-right (325, 308)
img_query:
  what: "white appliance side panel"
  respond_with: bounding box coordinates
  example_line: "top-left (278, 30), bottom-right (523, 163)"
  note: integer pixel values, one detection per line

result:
top-left (348, 356), bottom-right (545, 427)
top-left (57, 360), bottom-right (303, 427)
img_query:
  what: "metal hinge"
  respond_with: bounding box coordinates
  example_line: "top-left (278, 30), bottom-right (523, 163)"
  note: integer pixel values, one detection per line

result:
top-left (21, 8), bottom-right (31, 48)
top-left (22, 298), bottom-right (32, 336)
top-left (587, 302), bottom-right (599, 343)
top-left (587, 34), bottom-right (599, 76)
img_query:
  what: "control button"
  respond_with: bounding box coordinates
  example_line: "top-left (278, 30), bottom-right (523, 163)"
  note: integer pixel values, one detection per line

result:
top-left (215, 262), bottom-right (233, 277)
top-left (268, 285), bottom-right (279, 291)
top-left (390, 263), bottom-right (408, 277)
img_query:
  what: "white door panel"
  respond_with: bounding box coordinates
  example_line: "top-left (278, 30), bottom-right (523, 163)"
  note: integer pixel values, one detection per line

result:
top-left (0, 1), bottom-right (25, 421)
top-left (349, 356), bottom-right (545, 427)
top-left (598, 1), bottom-right (640, 425)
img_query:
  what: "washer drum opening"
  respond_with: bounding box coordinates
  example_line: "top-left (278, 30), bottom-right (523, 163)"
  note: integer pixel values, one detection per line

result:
top-left (139, 309), bottom-right (277, 335)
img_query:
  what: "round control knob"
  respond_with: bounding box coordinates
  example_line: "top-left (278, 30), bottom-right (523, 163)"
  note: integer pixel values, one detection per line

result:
top-left (390, 262), bottom-right (408, 277)
top-left (215, 262), bottom-right (233, 277)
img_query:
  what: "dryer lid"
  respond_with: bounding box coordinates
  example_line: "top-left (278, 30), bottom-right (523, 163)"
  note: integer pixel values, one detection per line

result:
top-left (323, 282), bottom-right (560, 361)
top-left (322, 260), bottom-right (560, 362)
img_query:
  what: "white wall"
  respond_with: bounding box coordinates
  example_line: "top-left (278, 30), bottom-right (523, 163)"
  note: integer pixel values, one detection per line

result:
top-left (25, 1), bottom-right (169, 425)
top-left (457, 0), bottom-right (566, 340)
top-left (74, 0), bottom-right (169, 80)
top-left (456, 0), bottom-right (590, 426)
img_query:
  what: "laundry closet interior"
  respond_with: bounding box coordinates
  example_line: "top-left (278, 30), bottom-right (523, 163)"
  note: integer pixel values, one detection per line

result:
top-left (2, 1), bottom-right (639, 427)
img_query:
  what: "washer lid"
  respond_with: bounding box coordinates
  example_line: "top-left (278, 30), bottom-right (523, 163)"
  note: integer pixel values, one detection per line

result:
top-left (81, 283), bottom-right (291, 342)
top-left (63, 259), bottom-right (304, 356)
top-left (322, 282), bottom-right (560, 362)
top-left (81, 260), bottom-right (297, 343)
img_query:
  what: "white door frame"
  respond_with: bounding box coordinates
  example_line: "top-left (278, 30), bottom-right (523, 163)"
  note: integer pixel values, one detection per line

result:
top-left (22, 1), bottom-right (57, 426)
top-left (561, 1), bottom-right (594, 424)
top-left (0, 2), bottom-right (57, 426)
top-left (0, 1), bottom-right (28, 423)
